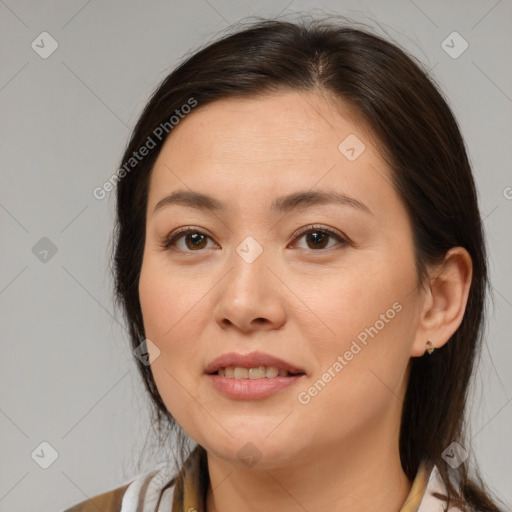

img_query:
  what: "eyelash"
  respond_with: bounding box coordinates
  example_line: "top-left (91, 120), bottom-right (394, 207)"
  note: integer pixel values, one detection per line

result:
top-left (160, 224), bottom-right (349, 253)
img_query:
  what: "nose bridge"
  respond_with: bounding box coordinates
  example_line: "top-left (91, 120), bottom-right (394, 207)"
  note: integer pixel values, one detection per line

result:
top-left (235, 234), bottom-right (266, 266)
top-left (213, 233), bottom-right (285, 330)
top-left (227, 233), bottom-right (271, 296)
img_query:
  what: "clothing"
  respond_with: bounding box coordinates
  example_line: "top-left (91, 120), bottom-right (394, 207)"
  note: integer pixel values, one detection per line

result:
top-left (63, 445), bottom-right (464, 512)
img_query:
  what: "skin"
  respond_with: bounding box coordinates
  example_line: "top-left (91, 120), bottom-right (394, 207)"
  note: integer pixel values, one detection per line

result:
top-left (138, 90), bottom-right (473, 512)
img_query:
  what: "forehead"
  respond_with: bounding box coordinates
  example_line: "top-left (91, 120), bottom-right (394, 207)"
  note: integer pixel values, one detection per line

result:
top-left (159, 91), bottom-right (373, 161)
top-left (147, 91), bottom-right (395, 215)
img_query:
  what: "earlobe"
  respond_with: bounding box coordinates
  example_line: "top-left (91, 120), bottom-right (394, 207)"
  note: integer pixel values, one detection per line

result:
top-left (410, 247), bottom-right (473, 358)
top-left (425, 340), bottom-right (436, 355)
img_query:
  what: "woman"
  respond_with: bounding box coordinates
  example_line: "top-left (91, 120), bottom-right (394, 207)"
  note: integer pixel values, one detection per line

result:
top-left (64, 16), bottom-right (507, 512)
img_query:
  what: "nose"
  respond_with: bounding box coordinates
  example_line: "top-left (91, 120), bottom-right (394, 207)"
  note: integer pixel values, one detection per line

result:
top-left (213, 241), bottom-right (287, 333)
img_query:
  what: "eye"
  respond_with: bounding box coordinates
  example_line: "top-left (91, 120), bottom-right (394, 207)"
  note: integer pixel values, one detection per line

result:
top-left (160, 227), bottom-right (216, 252)
top-left (161, 225), bottom-right (349, 253)
top-left (291, 225), bottom-right (349, 251)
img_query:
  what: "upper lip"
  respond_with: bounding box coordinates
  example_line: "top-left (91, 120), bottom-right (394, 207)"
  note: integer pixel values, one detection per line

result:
top-left (205, 351), bottom-right (306, 375)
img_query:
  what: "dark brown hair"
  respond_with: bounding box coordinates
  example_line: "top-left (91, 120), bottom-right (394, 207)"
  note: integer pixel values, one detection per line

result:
top-left (111, 15), bottom-right (506, 511)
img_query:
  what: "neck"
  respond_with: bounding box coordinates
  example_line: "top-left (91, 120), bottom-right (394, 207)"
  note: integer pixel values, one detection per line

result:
top-left (205, 418), bottom-right (413, 512)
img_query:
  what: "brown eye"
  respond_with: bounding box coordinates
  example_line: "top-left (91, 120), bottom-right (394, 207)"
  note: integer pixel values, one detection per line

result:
top-left (293, 226), bottom-right (348, 251)
top-left (162, 228), bottom-right (214, 251)
top-left (182, 232), bottom-right (208, 250)
top-left (162, 225), bottom-right (348, 253)
top-left (304, 230), bottom-right (329, 249)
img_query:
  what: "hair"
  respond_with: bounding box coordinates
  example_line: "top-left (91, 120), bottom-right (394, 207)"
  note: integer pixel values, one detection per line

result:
top-left (111, 14), bottom-right (506, 512)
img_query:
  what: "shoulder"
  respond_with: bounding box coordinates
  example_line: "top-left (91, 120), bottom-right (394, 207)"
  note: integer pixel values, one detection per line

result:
top-left (62, 464), bottom-right (178, 512)
top-left (418, 465), bottom-right (483, 512)
top-left (62, 481), bottom-right (133, 512)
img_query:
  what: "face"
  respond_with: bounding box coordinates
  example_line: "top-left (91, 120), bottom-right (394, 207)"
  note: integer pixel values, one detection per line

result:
top-left (138, 91), bottom-right (426, 469)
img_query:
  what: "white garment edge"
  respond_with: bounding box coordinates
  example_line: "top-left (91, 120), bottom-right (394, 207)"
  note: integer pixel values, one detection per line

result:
top-left (121, 461), bottom-right (177, 512)
top-left (417, 465), bottom-right (465, 512)
top-left (120, 463), bottom-right (464, 512)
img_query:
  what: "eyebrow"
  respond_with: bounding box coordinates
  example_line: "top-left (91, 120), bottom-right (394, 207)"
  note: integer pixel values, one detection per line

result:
top-left (153, 189), bottom-right (373, 216)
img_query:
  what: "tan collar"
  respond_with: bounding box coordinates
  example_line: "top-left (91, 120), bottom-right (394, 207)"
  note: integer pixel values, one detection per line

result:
top-left (171, 446), bottom-right (436, 512)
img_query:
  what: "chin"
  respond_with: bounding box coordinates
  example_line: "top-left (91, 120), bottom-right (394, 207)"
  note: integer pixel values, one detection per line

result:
top-left (202, 433), bottom-right (300, 471)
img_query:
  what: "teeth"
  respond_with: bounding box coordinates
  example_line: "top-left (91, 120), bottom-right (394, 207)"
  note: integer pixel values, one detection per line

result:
top-left (249, 367), bottom-right (264, 379)
top-left (234, 367), bottom-right (249, 379)
top-left (267, 366), bottom-right (279, 378)
top-left (217, 366), bottom-right (295, 379)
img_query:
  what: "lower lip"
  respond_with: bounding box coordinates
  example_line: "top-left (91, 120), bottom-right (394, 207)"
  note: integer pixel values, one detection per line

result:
top-left (206, 373), bottom-right (305, 400)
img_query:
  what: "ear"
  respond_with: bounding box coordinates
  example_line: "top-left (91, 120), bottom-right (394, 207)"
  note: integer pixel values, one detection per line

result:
top-left (410, 247), bottom-right (473, 357)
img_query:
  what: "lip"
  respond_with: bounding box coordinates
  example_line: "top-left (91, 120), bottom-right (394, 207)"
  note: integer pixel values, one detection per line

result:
top-left (206, 373), bottom-right (305, 400)
top-left (204, 351), bottom-right (306, 375)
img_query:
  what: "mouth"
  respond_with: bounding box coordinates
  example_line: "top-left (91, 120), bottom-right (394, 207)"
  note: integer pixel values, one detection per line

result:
top-left (204, 351), bottom-right (307, 379)
top-left (209, 366), bottom-right (306, 379)
top-left (206, 366), bottom-right (306, 400)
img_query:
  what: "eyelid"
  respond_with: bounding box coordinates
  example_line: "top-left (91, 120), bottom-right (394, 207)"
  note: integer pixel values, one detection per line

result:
top-left (160, 226), bottom-right (218, 250)
top-left (290, 224), bottom-right (350, 246)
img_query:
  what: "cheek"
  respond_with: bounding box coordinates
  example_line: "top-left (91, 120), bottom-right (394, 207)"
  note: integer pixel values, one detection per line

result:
top-left (295, 255), bottom-right (413, 345)
top-left (138, 254), bottom-right (206, 341)
top-left (296, 293), bottom-right (415, 444)
top-left (139, 255), bottom-right (176, 336)
top-left (138, 255), bottom-right (212, 425)
top-left (299, 257), bottom-right (417, 401)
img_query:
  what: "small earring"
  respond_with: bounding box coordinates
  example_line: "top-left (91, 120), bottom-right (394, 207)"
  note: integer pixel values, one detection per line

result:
top-left (426, 340), bottom-right (436, 355)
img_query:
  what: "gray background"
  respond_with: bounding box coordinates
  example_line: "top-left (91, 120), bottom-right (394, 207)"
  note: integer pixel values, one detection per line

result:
top-left (1, 1), bottom-right (511, 511)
